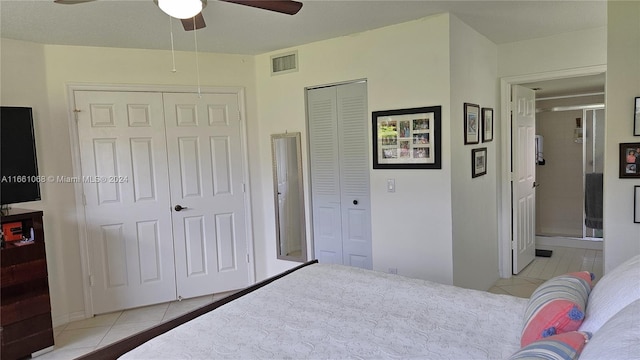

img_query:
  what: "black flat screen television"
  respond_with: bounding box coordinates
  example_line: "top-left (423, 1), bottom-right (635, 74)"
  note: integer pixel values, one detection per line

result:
top-left (1, 106), bottom-right (41, 205)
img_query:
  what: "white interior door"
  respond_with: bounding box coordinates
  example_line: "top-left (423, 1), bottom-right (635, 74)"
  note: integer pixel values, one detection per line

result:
top-left (163, 92), bottom-right (249, 299)
top-left (75, 90), bottom-right (177, 314)
top-left (512, 85), bottom-right (537, 274)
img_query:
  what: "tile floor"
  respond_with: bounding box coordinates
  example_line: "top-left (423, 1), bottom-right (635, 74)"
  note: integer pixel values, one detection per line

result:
top-left (488, 245), bottom-right (603, 298)
top-left (38, 292), bottom-right (236, 359)
top-left (37, 245), bottom-right (602, 359)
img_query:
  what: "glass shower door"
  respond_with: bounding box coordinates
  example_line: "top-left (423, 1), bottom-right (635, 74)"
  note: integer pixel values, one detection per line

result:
top-left (584, 108), bottom-right (605, 239)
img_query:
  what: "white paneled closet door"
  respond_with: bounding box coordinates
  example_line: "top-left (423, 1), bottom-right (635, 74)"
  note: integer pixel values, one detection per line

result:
top-left (308, 81), bottom-right (372, 269)
top-left (76, 89), bottom-right (251, 314)
top-left (76, 91), bottom-right (177, 314)
top-left (163, 92), bottom-right (250, 299)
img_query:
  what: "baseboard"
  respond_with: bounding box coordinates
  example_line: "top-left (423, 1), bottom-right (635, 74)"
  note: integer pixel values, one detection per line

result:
top-left (536, 235), bottom-right (603, 250)
top-left (52, 310), bottom-right (87, 328)
top-left (32, 346), bottom-right (54, 357)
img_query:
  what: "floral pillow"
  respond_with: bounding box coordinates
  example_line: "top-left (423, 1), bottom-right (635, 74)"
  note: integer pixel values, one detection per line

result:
top-left (521, 271), bottom-right (593, 347)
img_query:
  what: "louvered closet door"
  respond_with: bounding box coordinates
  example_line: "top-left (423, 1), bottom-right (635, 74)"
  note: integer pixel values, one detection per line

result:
top-left (308, 87), bottom-right (343, 264)
top-left (308, 82), bottom-right (371, 269)
top-left (337, 82), bottom-right (372, 269)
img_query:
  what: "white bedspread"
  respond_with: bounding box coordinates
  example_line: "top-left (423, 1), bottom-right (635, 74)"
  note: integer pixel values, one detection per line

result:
top-left (122, 263), bottom-right (527, 359)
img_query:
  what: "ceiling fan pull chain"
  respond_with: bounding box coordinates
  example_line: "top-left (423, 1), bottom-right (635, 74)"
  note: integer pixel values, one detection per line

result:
top-left (194, 17), bottom-right (202, 98)
top-left (169, 16), bottom-right (177, 73)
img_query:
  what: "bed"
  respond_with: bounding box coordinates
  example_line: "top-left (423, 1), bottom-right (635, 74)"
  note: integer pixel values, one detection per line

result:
top-left (78, 256), bottom-right (640, 360)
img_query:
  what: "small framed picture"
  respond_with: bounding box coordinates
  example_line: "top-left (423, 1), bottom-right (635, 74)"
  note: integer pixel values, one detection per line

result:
top-left (619, 142), bottom-right (640, 178)
top-left (635, 186), bottom-right (640, 223)
top-left (634, 97), bottom-right (640, 136)
top-left (482, 107), bottom-right (494, 142)
top-left (471, 147), bottom-right (487, 178)
top-left (372, 106), bottom-right (442, 169)
top-left (464, 103), bottom-right (480, 145)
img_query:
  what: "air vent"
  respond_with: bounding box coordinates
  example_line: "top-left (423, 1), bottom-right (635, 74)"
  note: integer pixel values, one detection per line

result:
top-left (271, 51), bottom-right (298, 75)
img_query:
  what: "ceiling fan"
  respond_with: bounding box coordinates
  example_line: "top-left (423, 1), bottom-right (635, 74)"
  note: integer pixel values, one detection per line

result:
top-left (54, 0), bottom-right (303, 31)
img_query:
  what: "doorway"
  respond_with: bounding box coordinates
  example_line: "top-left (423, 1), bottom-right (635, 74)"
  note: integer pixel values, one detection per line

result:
top-left (498, 66), bottom-right (607, 278)
top-left (523, 74), bottom-right (605, 249)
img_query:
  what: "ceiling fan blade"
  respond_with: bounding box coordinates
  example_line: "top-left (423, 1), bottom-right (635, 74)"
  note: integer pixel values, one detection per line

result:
top-left (220, 0), bottom-right (303, 15)
top-left (181, 12), bottom-right (207, 31)
top-left (53, 0), bottom-right (96, 4)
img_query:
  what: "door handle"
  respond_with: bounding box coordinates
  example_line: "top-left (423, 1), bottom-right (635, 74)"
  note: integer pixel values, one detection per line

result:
top-left (174, 205), bottom-right (188, 212)
top-left (353, 200), bottom-right (358, 205)
top-left (533, 182), bottom-right (540, 188)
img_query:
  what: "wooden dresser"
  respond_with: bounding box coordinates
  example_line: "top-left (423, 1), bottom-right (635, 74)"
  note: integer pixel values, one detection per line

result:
top-left (1, 209), bottom-right (54, 359)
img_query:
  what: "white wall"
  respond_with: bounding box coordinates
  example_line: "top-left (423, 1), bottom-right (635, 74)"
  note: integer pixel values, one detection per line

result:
top-left (1, 39), bottom-right (258, 325)
top-left (498, 26), bottom-right (606, 78)
top-left (603, 1), bottom-right (640, 271)
top-left (0, 38), bottom-right (64, 323)
top-left (449, 16), bottom-right (499, 290)
top-left (254, 14), bottom-right (455, 284)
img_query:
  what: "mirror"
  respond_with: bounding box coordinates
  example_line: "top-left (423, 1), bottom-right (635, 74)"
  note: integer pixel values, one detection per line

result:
top-left (271, 132), bottom-right (307, 262)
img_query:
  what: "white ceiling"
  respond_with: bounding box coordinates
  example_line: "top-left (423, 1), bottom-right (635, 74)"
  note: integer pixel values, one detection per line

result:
top-left (1, 0), bottom-right (607, 96)
top-left (1, 0), bottom-right (606, 55)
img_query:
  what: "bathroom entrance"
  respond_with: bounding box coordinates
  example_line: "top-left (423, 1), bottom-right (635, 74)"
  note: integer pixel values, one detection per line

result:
top-left (530, 76), bottom-right (605, 246)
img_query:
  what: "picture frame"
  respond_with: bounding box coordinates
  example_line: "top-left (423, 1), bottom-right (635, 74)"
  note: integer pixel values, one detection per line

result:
top-left (619, 142), bottom-right (640, 178)
top-left (464, 103), bottom-right (480, 144)
top-left (634, 97), bottom-right (640, 136)
top-left (482, 107), bottom-right (493, 142)
top-left (372, 106), bottom-right (442, 169)
top-left (635, 186), bottom-right (640, 224)
top-left (471, 147), bottom-right (487, 178)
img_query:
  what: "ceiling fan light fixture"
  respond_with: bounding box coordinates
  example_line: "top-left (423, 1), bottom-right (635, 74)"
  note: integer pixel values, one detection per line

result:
top-left (158, 0), bottom-right (203, 19)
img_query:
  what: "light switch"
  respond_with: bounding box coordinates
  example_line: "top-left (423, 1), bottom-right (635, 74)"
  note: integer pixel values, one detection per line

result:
top-left (387, 179), bottom-right (395, 192)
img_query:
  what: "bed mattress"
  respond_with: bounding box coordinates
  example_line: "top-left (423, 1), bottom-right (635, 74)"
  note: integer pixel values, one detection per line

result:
top-left (122, 263), bottom-right (527, 359)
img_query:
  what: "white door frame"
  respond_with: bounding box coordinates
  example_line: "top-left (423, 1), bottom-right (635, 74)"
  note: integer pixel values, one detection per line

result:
top-left (498, 65), bottom-right (606, 278)
top-left (65, 83), bottom-right (256, 318)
